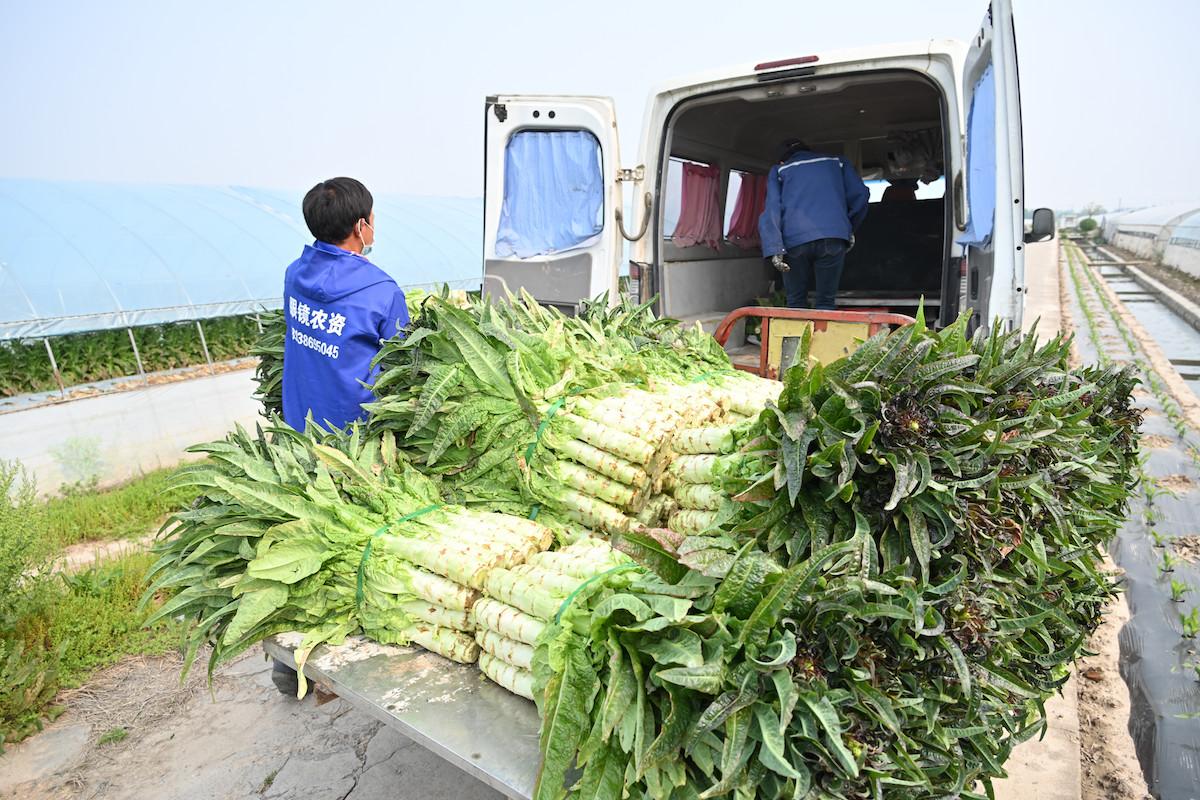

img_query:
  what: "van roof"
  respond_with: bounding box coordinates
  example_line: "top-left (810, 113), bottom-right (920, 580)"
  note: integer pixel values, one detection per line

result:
top-left (649, 39), bottom-right (967, 98)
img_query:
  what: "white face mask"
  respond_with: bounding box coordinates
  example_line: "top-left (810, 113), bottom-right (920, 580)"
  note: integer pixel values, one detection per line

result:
top-left (359, 220), bottom-right (374, 256)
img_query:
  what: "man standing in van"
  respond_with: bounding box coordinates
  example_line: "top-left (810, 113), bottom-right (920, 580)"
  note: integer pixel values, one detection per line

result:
top-left (759, 141), bottom-right (869, 310)
top-left (282, 177), bottom-right (409, 431)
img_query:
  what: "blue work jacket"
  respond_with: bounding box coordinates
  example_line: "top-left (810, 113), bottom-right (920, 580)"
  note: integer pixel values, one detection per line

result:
top-left (759, 150), bottom-right (870, 256)
top-left (281, 241), bottom-right (408, 431)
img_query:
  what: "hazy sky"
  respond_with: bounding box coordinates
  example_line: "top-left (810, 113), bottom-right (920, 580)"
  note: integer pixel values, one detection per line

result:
top-left (1, 0), bottom-right (1195, 212)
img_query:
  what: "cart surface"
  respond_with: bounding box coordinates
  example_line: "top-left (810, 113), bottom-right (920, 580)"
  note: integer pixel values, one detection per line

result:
top-left (264, 633), bottom-right (539, 800)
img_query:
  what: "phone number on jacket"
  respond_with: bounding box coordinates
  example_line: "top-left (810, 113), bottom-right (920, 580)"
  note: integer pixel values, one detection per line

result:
top-left (290, 326), bottom-right (340, 359)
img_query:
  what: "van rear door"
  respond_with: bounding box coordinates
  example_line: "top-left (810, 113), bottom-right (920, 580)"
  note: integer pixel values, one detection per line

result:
top-left (482, 96), bottom-right (622, 314)
top-left (960, 0), bottom-right (1025, 330)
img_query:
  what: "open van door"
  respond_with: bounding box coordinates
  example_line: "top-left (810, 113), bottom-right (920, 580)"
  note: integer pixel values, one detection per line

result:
top-left (960, 0), bottom-right (1025, 330)
top-left (482, 96), bottom-right (622, 314)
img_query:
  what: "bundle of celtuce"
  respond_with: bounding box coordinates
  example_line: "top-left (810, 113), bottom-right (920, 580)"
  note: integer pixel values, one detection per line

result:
top-left (251, 309), bottom-right (284, 417)
top-left (472, 537), bottom-right (630, 700)
top-left (142, 423), bottom-right (553, 692)
top-left (529, 317), bottom-right (1142, 800)
top-left (659, 416), bottom-right (759, 535)
top-left (363, 294), bottom-right (779, 539)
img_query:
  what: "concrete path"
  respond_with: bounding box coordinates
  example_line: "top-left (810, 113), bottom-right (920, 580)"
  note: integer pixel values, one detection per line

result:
top-left (0, 649), bottom-right (503, 800)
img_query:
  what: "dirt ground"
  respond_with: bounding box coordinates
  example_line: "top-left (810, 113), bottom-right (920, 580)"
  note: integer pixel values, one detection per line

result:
top-left (0, 359), bottom-right (256, 415)
top-left (1132, 257), bottom-right (1200, 310)
top-left (1077, 592), bottom-right (1153, 800)
top-left (0, 647), bottom-right (503, 800)
top-left (1173, 534), bottom-right (1200, 564)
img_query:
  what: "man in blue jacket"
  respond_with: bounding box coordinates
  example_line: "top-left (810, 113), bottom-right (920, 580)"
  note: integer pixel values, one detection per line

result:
top-left (759, 141), bottom-right (870, 310)
top-left (282, 177), bottom-right (409, 431)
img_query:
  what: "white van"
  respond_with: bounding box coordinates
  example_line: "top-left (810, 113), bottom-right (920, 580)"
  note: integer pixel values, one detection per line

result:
top-left (481, 0), bottom-right (1054, 342)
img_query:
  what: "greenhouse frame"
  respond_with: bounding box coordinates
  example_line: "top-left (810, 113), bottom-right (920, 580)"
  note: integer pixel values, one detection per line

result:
top-left (0, 179), bottom-right (482, 392)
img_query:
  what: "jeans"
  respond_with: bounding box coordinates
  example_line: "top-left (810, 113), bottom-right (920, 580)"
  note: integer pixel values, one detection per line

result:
top-left (782, 238), bottom-right (847, 310)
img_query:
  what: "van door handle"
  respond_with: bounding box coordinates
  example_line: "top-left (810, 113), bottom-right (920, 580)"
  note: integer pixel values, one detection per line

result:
top-left (616, 193), bottom-right (652, 242)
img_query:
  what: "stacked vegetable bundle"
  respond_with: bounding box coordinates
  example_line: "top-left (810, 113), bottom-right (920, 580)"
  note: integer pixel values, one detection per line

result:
top-left (235, 296), bottom-right (1142, 797)
top-left (660, 418), bottom-right (758, 535)
top-left (142, 423), bottom-right (555, 688)
top-left (529, 317), bottom-right (1142, 799)
top-left (361, 294), bottom-right (775, 538)
top-left (251, 309), bottom-right (284, 416)
top-left (473, 537), bottom-right (631, 700)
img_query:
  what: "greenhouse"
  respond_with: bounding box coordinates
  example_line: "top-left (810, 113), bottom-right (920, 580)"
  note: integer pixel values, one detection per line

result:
top-left (0, 179), bottom-right (482, 394)
top-left (1102, 200), bottom-right (1200, 265)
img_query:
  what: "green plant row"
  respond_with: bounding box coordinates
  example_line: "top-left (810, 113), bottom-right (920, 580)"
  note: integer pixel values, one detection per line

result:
top-left (1065, 242), bottom-right (1200, 468)
top-left (0, 314), bottom-right (266, 398)
top-left (1063, 243), bottom-right (1200, 643)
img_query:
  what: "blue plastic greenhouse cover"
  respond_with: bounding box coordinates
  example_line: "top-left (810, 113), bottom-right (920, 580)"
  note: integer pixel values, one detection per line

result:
top-left (0, 180), bottom-right (483, 340)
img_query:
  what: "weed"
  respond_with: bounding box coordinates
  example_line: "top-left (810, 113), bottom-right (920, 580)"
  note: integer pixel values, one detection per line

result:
top-left (258, 768), bottom-right (279, 794)
top-left (25, 553), bottom-right (186, 688)
top-left (49, 437), bottom-right (104, 495)
top-left (1, 550), bottom-right (183, 746)
top-left (0, 461), bottom-right (46, 602)
top-left (1170, 579), bottom-right (1193, 603)
top-left (98, 726), bottom-right (128, 746)
top-left (0, 639), bottom-right (62, 752)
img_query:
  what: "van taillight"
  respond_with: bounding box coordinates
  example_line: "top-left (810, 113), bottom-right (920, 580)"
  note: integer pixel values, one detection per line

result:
top-left (628, 262), bottom-right (641, 280)
top-left (755, 55), bottom-right (819, 71)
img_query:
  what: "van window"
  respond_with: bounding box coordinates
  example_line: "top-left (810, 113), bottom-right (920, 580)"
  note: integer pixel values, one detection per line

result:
top-left (662, 157), bottom-right (699, 237)
top-left (962, 64), bottom-right (997, 245)
top-left (495, 130), bottom-right (603, 259)
top-left (725, 169), bottom-right (768, 249)
top-left (865, 177), bottom-right (947, 204)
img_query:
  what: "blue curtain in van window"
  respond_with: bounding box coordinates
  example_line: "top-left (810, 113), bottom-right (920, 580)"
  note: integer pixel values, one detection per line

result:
top-left (495, 130), bottom-right (603, 259)
top-left (961, 64), bottom-right (995, 246)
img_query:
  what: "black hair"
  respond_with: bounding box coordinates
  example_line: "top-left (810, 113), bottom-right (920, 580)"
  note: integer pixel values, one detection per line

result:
top-left (780, 139), bottom-right (811, 161)
top-left (302, 177), bottom-right (373, 244)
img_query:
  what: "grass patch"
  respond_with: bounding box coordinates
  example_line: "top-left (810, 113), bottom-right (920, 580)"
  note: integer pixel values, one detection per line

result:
top-left (16, 551), bottom-right (186, 689)
top-left (1, 461), bottom-right (191, 749)
top-left (98, 726), bottom-right (128, 746)
top-left (2, 549), bottom-right (185, 748)
top-left (29, 467), bottom-right (199, 557)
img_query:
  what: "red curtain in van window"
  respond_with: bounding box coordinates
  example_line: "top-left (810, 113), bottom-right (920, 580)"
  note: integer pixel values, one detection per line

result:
top-left (673, 163), bottom-right (722, 250)
top-left (726, 172), bottom-right (768, 250)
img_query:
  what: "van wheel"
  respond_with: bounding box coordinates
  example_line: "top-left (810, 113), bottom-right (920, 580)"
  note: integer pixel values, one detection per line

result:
top-left (271, 659), bottom-right (299, 697)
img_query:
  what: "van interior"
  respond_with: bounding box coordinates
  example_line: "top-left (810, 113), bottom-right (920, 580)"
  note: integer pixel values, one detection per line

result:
top-left (647, 70), bottom-right (953, 351)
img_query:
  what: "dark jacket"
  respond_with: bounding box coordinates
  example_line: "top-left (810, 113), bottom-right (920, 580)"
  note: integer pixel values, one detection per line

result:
top-left (759, 149), bottom-right (870, 255)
